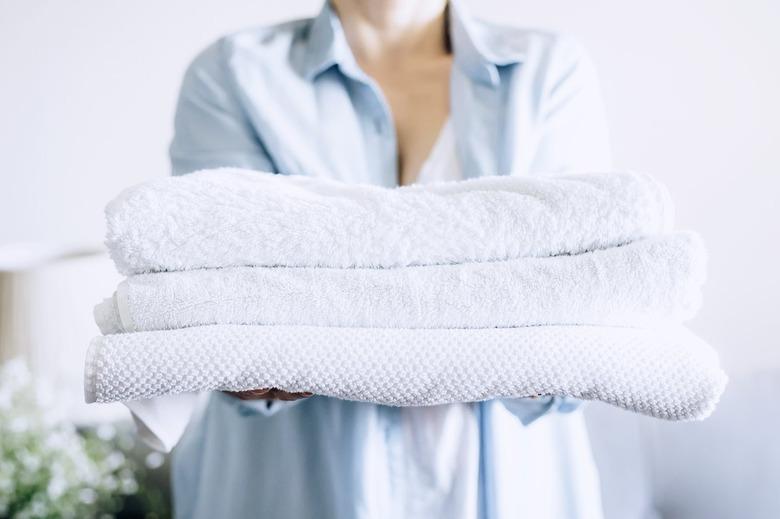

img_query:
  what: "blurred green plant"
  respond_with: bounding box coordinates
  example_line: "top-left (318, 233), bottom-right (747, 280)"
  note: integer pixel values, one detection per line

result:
top-left (0, 358), bottom-right (169, 518)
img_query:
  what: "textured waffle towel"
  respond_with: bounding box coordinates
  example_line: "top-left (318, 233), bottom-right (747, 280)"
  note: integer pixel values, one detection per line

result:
top-left (85, 324), bottom-right (727, 420)
top-left (95, 233), bottom-right (706, 334)
top-left (104, 168), bottom-right (673, 274)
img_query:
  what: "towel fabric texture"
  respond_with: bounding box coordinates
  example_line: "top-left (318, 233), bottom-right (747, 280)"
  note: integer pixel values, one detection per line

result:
top-left (105, 168), bottom-right (673, 274)
top-left (87, 168), bottom-right (726, 421)
top-left (95, 233), bottom-right (705, 334)
top-left (85, 324), bottom-right (724, 420)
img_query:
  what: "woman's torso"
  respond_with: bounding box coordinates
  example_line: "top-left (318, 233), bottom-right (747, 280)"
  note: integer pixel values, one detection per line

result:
top-left (170, 2), bottom-right (612, 518)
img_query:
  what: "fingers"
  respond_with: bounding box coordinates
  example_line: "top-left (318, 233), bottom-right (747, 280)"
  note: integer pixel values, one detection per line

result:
top-left (272, 390), bottom-right (314, 401)
top-left (227, 388), bottom-right (271, 400)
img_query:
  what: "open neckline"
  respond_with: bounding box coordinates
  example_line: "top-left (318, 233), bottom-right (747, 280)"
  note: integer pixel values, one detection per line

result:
top-left (412, 117), bottom-right (454, 185)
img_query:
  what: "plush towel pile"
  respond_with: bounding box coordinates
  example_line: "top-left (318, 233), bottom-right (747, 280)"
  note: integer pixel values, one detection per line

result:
top-left (86, 168), bottom-right (727, 420)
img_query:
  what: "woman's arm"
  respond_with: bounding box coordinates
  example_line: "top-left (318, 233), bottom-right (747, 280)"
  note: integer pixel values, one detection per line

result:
top-left (501, 35), bottom-right (613, 425)
top-left (169, 40), bottom-right (306, 414)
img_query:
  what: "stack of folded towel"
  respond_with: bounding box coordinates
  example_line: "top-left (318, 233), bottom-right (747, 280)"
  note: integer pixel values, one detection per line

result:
top-left (85, 168), bottom-right (727, 420)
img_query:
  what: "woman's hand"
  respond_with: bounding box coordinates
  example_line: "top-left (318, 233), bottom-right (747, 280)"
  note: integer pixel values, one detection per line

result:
top-left (226, 388), bottom-right (313, 401)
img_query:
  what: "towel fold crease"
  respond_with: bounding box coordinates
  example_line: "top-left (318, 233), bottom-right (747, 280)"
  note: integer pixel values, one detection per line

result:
top-left (95, 232), bottom-right (705, 334)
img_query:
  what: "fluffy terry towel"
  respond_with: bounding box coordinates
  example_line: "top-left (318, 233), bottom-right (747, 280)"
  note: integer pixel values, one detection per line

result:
top-left (84, 324), bottom-right (727, 421)
top-left (105, 169), bottom-right (673, 274)
top-left (95, 233), bottom-right (705, 334)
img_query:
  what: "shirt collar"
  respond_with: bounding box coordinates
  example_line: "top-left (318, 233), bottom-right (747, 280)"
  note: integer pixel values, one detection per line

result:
top-left (300, 0), bottom-right (528, 86)
top-left (299, 1), bottom-right (358, 81)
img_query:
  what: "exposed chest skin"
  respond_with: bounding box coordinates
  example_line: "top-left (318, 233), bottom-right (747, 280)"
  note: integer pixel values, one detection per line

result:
top-left (361, 54), bottom-right (453, 186)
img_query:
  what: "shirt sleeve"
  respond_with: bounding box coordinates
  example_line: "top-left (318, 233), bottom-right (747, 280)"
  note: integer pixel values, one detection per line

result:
top-left (169, 39), bottom-right (277, 176)
top-left (126, 394), bottom-right (305, 452)
top-left (528, 35), bottom-right (613, 174)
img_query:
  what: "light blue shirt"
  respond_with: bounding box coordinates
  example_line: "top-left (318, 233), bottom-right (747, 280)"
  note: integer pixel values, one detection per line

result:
top-left (169, 1), bottom-right (611, 518)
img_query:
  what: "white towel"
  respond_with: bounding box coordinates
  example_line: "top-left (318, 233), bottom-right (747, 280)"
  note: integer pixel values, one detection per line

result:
top-left (95, 233), bottom-right (705, 334)
top-left (88, 168), bottom-right (727, 422)
top-left (84, 324), bottom-right (727, 421)
top-left (105, 169), bottom-right (673, 274)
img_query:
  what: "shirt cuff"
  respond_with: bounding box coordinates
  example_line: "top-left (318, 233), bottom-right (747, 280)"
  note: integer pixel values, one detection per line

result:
top-left (498, 396), bottom-right (584, 426)
top-left (124, 393), bottom-right (200, 452)
top-left (220, 393), bottom-right (307, 416)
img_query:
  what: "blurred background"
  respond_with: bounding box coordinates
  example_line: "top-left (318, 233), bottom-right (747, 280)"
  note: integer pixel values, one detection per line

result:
top-left (0, 0), bottom-right (777, 517)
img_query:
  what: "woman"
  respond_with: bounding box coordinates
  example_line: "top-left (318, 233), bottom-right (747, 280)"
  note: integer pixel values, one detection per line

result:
top-left (166, 0), bottom-right (612, 517)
